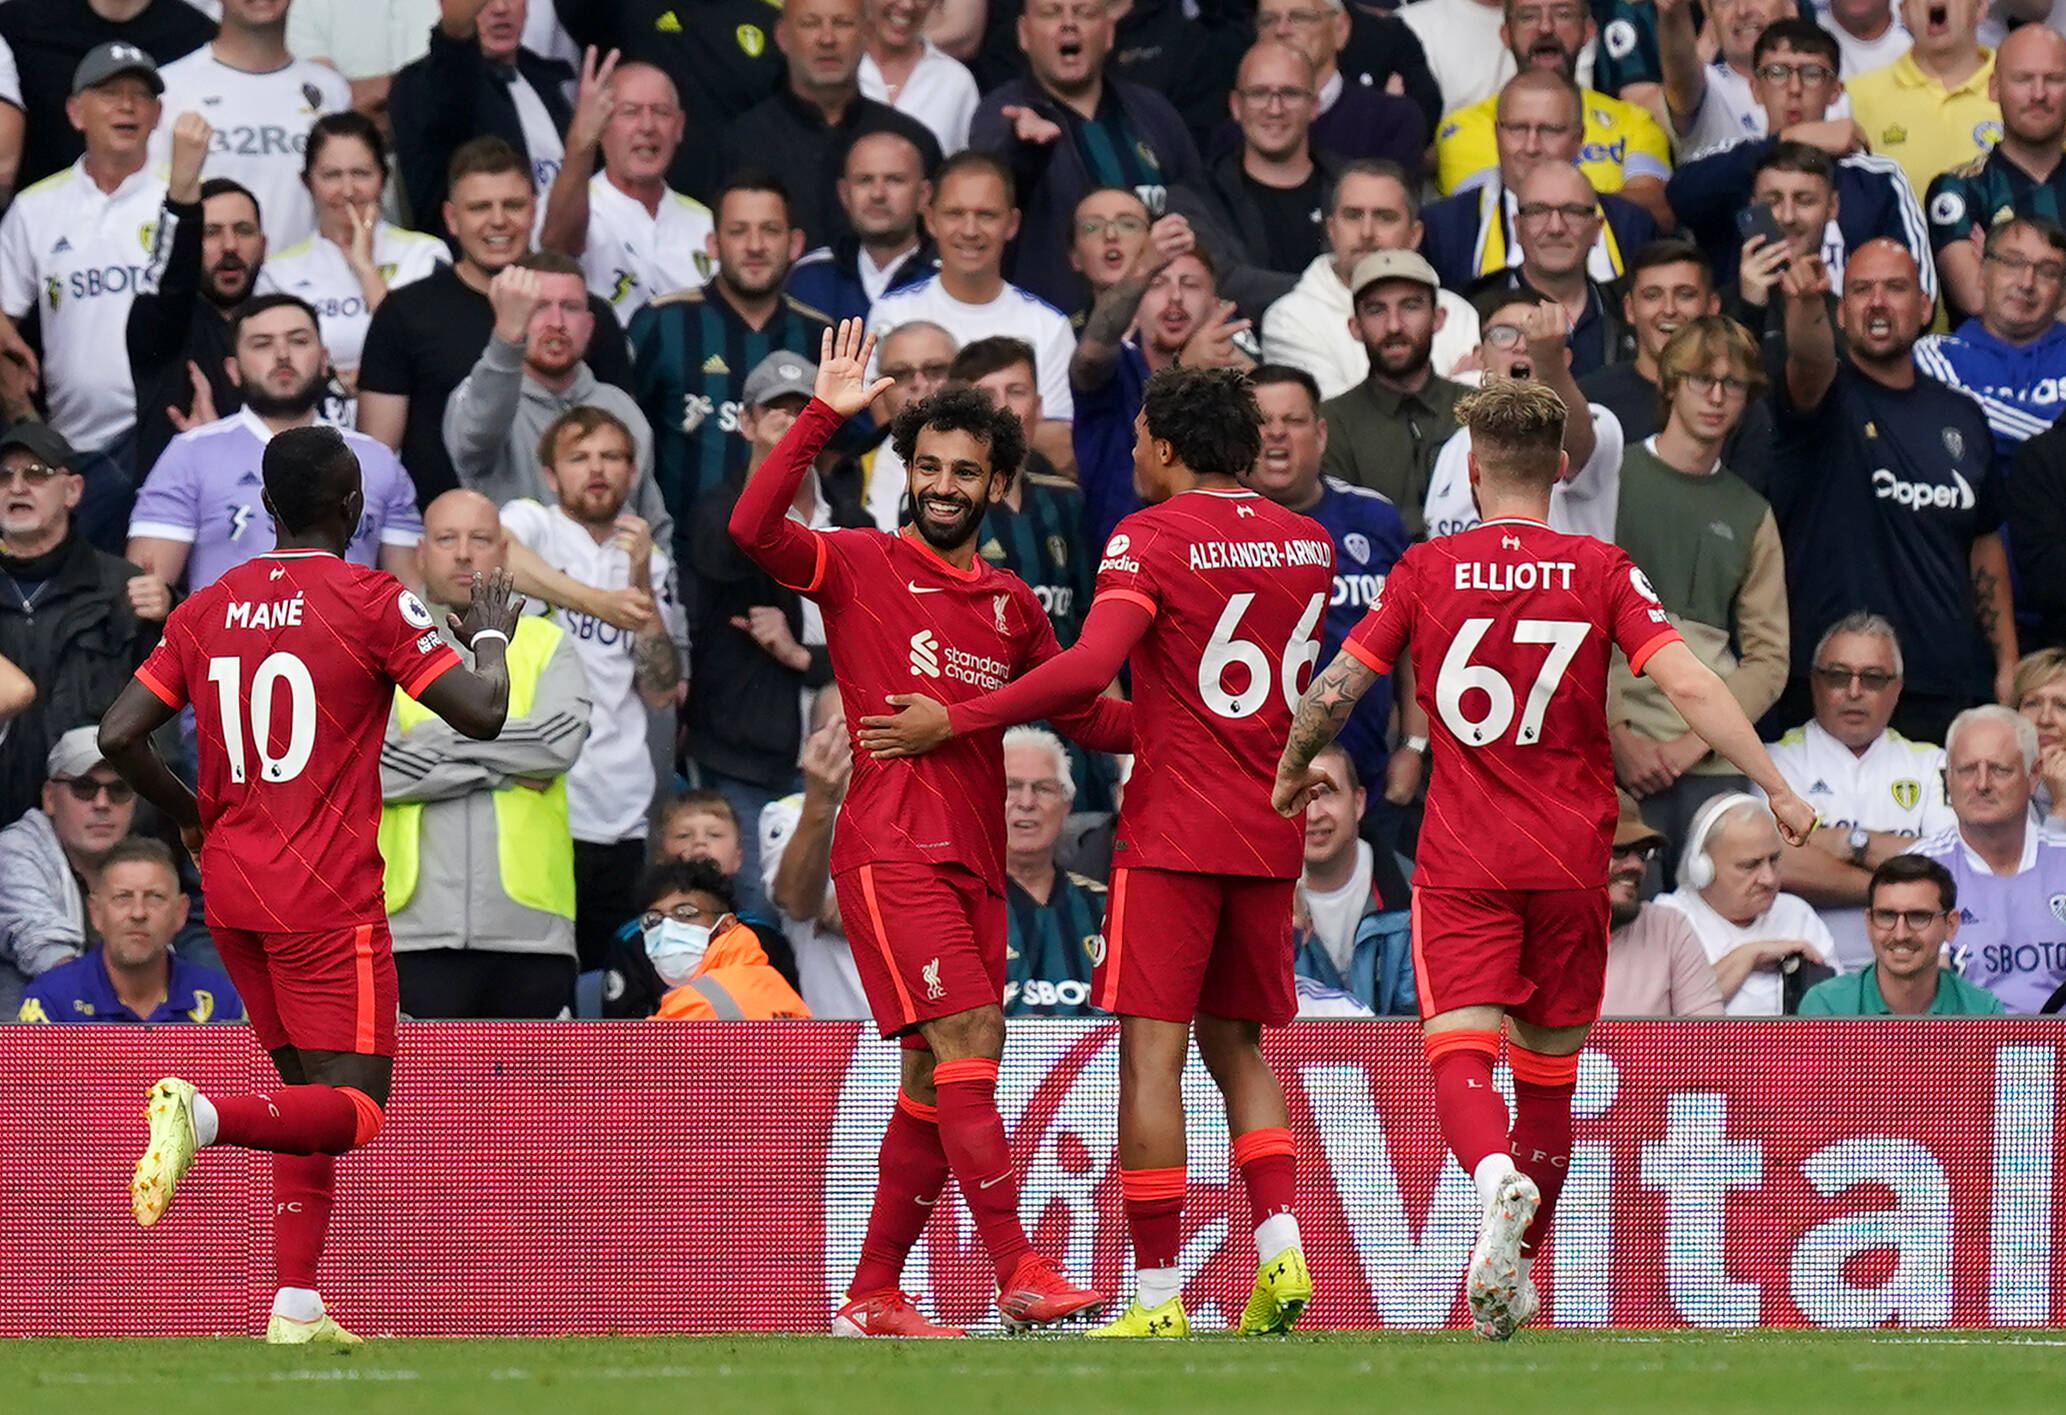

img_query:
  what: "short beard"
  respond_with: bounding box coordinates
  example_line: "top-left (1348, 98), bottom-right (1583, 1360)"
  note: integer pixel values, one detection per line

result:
top-left (911, 494), bottom-right (984, 551)
top-left (1609, 894), bottom-right (1642, 929)
top-left (241, 373), bottom-right (325, 419)
top-left (204, 265), bottom-right (252, 311)
top-left (1373, 337), bottom-right (1433, 380)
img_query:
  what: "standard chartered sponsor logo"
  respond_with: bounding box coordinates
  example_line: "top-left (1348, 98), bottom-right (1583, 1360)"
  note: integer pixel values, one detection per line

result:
top-left (1872, 467), bottom-right (1975, 511)
top-left (908, 629), bottom-right (940, 677)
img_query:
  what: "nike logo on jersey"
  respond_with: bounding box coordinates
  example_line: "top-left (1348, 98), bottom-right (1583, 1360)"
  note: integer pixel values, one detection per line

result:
top-left (979, 1174), bottom-right (1010, 1189)
top-left (907, 581), bottom-right (945, 594)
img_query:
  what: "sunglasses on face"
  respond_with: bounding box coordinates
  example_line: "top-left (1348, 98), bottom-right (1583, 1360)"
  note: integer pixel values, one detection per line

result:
top-left (1812, 666), bottom-right (1897, 692)
top-left (61, 776), bottom-right (135, 804)
top-left (1, 462), bottom-right (67, 487)
top-left (1611, 842), bottom-right (1660, 864)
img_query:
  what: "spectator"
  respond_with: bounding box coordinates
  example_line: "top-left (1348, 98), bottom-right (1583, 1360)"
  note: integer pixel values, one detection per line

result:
top-left (1611, 316), bottom-right (1788, 859)
top-left (1578, 240), bottom-right (1775, 485)
top-left (286, 0), bottom-right (444, 127)
top-left (1169, 41), bottom-right (1349, 322)
top-left (1910, 705), bottom-right (2066, 1013)
top-left (2011, 416), bottom-right (2066, 655)
top-left (1826, 0), bottom-right (1911, 77)
top-left (837, 318), bottom-right (958, 531)
top-left (1066, 187), bottom-right (1194, 326)
top-left (1474, 162), bottom-right (1630, 378)
top-left (127, 120), bottom-right (267, 477)
top-left (1435, 0), bottom-right (1672, 227)
top-left (255, 112), bottom-right (449, 396)
top-left (1600, 793), bottom-right (1726, 1016)
top-left (0, 429), bottom-right (162, 827)
top-left (640, 859), bottom-right (812, 1020)
top-left (761, 688), bottom-right (871, 1018)
top-left (442, 255), bottom-right (670, 545)
top-left (1771, 241), bottom-right (2014, 741)
top-left (968, 0), bottom-right (1201, 311)
top-left (0, 725), bottom-right (140, 995)
top-left (1422, 288), bottom-right (1621, 539)
top-left (954, 338), bottom-right (1092, 645)
top-left (1256, 0), bottom-right (1432, 165)
top-left (1400, 0), bottom-right (1512, 116)
top-left (628, 170), bottom-right (832, 563)
top-left (786, 131), bottom-right (937, 330)
top-left (655, 790), bottom-right (748, 872)
top-left (378, 487), bottom-right (593, 1019)
top-left (998, 725), bottom-right (1107, 1017)
top-left (721, 0), bottom-right (942, 252)
top-left (1763, 613), bottom-right (1957, 971)
top-left (860, 0), bottom-right (980, 154)
top-left (683, 352), bottom-right (867, 917)
top-left (0, 0), bottom-right (212, 191)
top-left (1656, 0), bottom-right (1802, 156)
top-left (1419, 70), bottom-right (1660, 294)
top-left (1247, 362), bottom-right (1418, 807)
top-left (1657, 793), bottom-right (1836, 1016)
top-left (1727, 142), bottom-right (1846, 335)
top-left (17, 836), bottom-right (241, 1024)
top-left (1261, 160), bottom-right (1479, 397)
top-left (1662, 23), bottom-right (1934, 308)
top-left (391, 0), bottom-right (573, 223)
top-left (1797, 853), bottom-right (2003, 1014)
top-left (2011, 648), bottom-right (2066, 821)
top-left (1925, 23), bottom-right (2066, 322)
top-left (1103, 0), bottom-right (1252, 141)
top-left (866, 152), bottom-right (1078, 476)
top-left (537, 53), bottom-right (712, 328)
top-left (1293, 744), bottom-right (1414, 1014)
top-left (552, 0), bottom-right (785, 204)
top-left (358, 136), bottom-right (634, 509)
top-left (502, 405), bottom-right (687, 969)
top-left (1847, 0), bottom-right (2000, 196)
top-left (1316, 250), bottom-right (1467, 535)
top-left (149, 0), bottom-right (352, 250)
top-left (127, 295), bottom-right (423, 591)
top-left (1915, 216), bottom-right (2066, 455)
top-left (0, 44), bottom-right (171, 548)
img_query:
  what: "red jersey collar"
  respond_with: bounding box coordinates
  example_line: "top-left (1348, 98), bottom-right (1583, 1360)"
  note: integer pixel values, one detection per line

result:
top-left (898, 526), bottom-right (984, 581)
top-left (261, 549), bottom-right (340, 559)
top-left (1479, 515), bottom-right (1549, 528)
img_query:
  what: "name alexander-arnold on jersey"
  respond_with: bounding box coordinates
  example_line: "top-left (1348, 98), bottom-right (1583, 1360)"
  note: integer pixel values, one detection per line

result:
top-left (1187, 539), bottom-right (1332, 571)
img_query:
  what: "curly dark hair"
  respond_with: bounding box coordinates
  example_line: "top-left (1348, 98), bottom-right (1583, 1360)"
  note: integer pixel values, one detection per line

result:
top-left (261, 425), bottom-right (361, 535)
top-left (889, 385), bottom-right (1026, 489)
top-left (1140, 366), bottom-right (1262, 481)
top-left (634, 858), bottom-right (738, 916)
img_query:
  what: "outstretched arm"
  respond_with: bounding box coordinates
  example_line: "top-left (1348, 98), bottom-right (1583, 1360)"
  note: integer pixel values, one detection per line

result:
top-left (1273, 646), bottom-right (1382, 815)
top-left (1643, 639), bottom-right (1816, 844)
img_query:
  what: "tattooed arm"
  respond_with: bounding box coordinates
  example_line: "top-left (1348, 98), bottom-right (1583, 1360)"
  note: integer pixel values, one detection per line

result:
top-left (1272, 647), bottom-right (1382, 816)
top-left (1971, 530), bottom-right (2019, 704)
top-left (1069, 215), bottom-right (1195, 393)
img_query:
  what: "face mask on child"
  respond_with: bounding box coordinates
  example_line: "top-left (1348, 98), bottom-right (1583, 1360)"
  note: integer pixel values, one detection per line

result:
top-left (644, 917), bottom-right (714, 986)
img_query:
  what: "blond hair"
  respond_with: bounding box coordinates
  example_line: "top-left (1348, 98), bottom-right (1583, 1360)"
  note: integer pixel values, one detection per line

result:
top-left (1455, 380), bottom-right (1567, 488)
top-left (2011, 647), bottom-right (2066, 710)
top-left (1657, 316), bottom-right (1768, 414)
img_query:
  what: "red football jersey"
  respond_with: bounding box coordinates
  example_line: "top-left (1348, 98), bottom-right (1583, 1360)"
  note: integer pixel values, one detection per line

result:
top-left (1344, 516), bottom-right (1680, 891)
top-left (1094, 489), bottom-right (1333, 878)
top-left (134, 549), bottom-right (461, 931)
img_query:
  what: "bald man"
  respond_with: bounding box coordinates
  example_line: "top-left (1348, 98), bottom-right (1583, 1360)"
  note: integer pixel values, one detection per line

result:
top-left (1771, 239), bottom-right (2016, 743)
top-left (1925, 22), bottom-right (2066, 320)
top-left (543, 58), bottom-right (718, 325)
top-left (383, 489), bottom-right (594, 1019)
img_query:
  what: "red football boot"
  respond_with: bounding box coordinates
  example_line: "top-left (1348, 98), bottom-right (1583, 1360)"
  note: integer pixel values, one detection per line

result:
top-left (997, 1254), bottom-right (1107, 1331)
top-left (832, 1291), bottom-right (966, 1338)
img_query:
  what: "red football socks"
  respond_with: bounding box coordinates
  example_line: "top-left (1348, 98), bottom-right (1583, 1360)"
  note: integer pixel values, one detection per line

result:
top-left (272, 1154), bottom-right (335, 1289)
top-left (210, 1086), bottom-right (365, 1156)
top-left (1230, 1127), bottom-right (1296, 1224)
top-left (1425, 1029), bottom-right (1508, 1177)
top-left (1508, 1047), bottom-right (1580, 1256)
top-left (1119, 1166), bottom-right (1186, 1272)
top-left (932, 1058), bottom-right (1034, 1283)
top-left (849, 1092), bottom-right (952, 1298)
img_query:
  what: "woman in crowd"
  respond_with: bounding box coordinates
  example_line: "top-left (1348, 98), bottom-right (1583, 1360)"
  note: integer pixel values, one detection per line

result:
top-left (2011, 648), bottom-right (2066, 823)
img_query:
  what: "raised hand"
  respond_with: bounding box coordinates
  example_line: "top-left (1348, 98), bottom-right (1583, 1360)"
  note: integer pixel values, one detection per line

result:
top-left (1181, 300), bottom-right (1255, 370)
top-left (1780, 252), bottom-right (1833, 306)
top-left (1737, 234), bottom-right (1792, 310)
top-left (344, 201), bottom-right (379, 275)
top-left (449, 566), bottom-right (525, 649)
top-left (568, 46), bottom-right (622, 153)
top-left (168, 112), bottom-right (212, 201)
top-left (1000, 104), bottom-right (1062, 146)
top-left (801, 712), bottom-right (854, 802)
top-left (165, 362), bottom-right (217, 433)
top-left (489, 265), bottom-right (546, 345)
top-left (815, 318), bottom-right (896, 417)
top-left (612, 513), bottom-right (655, 591)
top-left (1517, 299), bottom-right (1572, 372)
top-left (125, 574), bottom-right (173, 623)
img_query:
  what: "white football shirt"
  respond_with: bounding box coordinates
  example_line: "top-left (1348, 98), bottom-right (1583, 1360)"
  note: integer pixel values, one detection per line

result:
top-left (859, 40), bottom-right (979, 154)
top-left (1422, 401), bottom-right (1625, 542)
top-left (150, 50), bottom-right (354, 250)
top-left (500, 498), bottom-right (688, 846)
top-left (757, 792), bottom-right (870, 1019)
top-left (255, 222), bottom-right (448, 373)
top-left (0, 160), bottom-right (169, 452)
top-left (580, 175), bottom-right (714, 326)
top-left (866, 273), bottom-right (1077, 422)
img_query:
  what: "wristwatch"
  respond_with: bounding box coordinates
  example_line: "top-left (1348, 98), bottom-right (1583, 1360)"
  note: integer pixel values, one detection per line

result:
top-left (1847, 826), bottom-right (1870, 867)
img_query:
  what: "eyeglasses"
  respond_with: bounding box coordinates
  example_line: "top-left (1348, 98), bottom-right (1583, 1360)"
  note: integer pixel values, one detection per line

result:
top-left (612, 103), bottom-right (680, 123)
top-left (1611, 841), bottom-right (1660, 864)
top-left (880, 361), bottom-right (952, 385)
top-left (1076, 215), bottom-right (1147, 239)
top-left (1516, 201), bottom-right (1598, 225)
top-left (1495, 121), bottom-right (1577, 143)
top-left (1754, 62), bottom-right (1836, 86)
top-left (60, 776), bottom-right (136, 804)
top-left (1681, 371), bottom-right (1755, 398)
top-left (1985, 251), bottom-right (2066, 282)
top-left (1482, 323), bottom-right (1528, 348)
top-left (0, 461), bottom-right (65, 486)
top-left (1237, 85), bottom-right (1314, 108)
top-left (1006, 777), bottom-right (1069, 800)
top-left (639, 903), bottom-right (712, 928)
top-left (1812, 665), bottom-right (1898, 692)
top-left (1866, 907), bottom-right (1949, 933)
top-left (1258, 7), bottom-right (1331, 29)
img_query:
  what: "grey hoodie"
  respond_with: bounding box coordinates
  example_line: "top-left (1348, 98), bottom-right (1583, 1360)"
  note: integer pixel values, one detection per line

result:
top-left (0, 808), bottom-right (87, 977)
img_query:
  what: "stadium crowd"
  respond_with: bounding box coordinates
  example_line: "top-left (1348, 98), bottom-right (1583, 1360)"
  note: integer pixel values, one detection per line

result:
top-left (2, 0), bottom-right (2065, 1027)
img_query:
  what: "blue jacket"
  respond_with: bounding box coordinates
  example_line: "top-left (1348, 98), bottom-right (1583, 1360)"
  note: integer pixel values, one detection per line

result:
top-left (1293, 892), bottom-right (1416, 1016)
top-left (785, 237), bottom-right (936, 330)
top-left (1914, 318), bottom-right (2066, 455)
top-left (19, 947), bottom-right (241, 1024)
top-left (1420, 184), bottom-right (1658, 294)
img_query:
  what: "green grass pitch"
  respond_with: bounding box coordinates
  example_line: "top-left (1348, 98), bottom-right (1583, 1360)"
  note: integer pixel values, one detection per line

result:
top-left (9, 1332), bottom-right (2066, 1415)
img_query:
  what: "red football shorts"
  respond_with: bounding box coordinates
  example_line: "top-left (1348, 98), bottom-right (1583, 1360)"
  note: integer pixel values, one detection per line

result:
top-left (211, 920), bottom-right (400, 1057)
top-left (1410, 885), bottom-right (1609, 1028)
top-left (835, 861), bottom-right (1005, 1043)
top-left (1096, 867), bottom-right (1297, 1027)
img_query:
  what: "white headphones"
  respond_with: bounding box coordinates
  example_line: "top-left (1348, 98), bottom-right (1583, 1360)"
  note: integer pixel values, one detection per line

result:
top-left (1678, 792), bottom-right (1764, 891)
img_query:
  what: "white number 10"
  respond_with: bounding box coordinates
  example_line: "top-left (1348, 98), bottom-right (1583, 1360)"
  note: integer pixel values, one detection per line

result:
top-left (1434, 618), bottom-right (1587, 747)
top-left (206, 653), bottom-right (317, 784)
